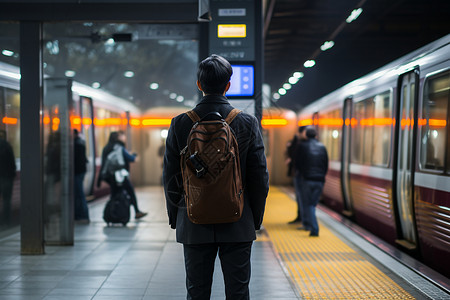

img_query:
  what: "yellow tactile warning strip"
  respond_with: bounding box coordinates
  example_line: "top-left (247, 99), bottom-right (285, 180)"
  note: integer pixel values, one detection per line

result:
top-left (262, 187), bottom-right (415, 299)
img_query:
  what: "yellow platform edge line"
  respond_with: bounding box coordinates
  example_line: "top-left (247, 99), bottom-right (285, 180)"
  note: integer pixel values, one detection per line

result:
top-left (262, 186), bottom-right (415, 299)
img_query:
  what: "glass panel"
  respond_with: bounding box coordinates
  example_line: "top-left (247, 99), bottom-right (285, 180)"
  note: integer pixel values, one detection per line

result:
top-left (372, 91), bottom-right (392, 166)
top-left (43, 23), bottom-right (199, 111)
top-left (81, 98), bottom-right (93, 159)
top-left (351, 101), bottom-right (364, 164)
top-left (318, 109), bottom-right (341, 161)
top-left (420, 72), bottom-right (449, 171)
top-left (0, 22), bottom-right (20, 231)
top-left (94, 107), bottom-right (122, 157)
top-left (363, 98), bottom-right (374, 164)
top-left (43, 78), bottom-right (73, 245)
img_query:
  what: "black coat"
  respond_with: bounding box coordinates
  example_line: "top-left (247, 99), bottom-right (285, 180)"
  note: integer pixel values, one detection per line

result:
top-left (163, 95), bottom-right (269, 244)
top-left (295, 138), bottom-right (329, 182)
top-left (74, 136), bottom-right (88, 175)
top-left (0, 139), bottom-right (16, 178)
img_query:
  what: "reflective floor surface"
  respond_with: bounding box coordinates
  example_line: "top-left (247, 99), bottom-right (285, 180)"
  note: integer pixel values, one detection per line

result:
top-left (0, 186), bottom-right (298, 300)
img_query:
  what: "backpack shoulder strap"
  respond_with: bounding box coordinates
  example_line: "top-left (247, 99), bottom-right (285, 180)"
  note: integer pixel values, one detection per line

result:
top-left (225, 108), bottom-right (241, 125)
top-left (186, 110), bottom-right (201, 123)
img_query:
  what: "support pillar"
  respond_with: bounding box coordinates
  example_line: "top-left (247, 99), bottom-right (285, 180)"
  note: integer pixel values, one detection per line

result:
top-left (20, 21), bottom-right (45, 255)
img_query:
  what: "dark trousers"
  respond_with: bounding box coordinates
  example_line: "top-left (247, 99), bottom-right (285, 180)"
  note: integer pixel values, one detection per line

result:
top-left (302, 180), bottom-right (324, 235)
top-left (0, 176), bottom-right (14, 224)
top-left (74, 173), bottom-right (89, 220)
top-left (293, 173), bottom-right (304, 221)
top-left (183, 242), bottom-right (253, 300)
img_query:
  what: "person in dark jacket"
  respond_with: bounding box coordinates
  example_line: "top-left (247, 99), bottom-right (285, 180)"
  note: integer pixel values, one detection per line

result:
top-left (163, 54), bottom-right (269, 299)
top-left (0, 130), bottom-right (16, 225)
top-left (286, 126), bottom-right (307, 224)
top-left (73, 129), bottom-right (90, 223)
top-left (98, 131), bottom-right (147, 219)
top-left (295, 126), bottom-right (328, 237)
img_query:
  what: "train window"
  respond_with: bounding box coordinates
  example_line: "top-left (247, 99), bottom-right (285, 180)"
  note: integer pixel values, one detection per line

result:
top-left (318, 109), bottom-right (341, 161)
top-left (94, 107), bottom-right (123, 158)
top-left (420, 71), bottom-right (449, 172)
top-left (371, 92), bottom-right (392, 166)
top-left (363, 99), bottom-right (375, 164)
top-left (351, 91), bottom-right (392, 166)
top-left (351, 101), bottom-right (365, 164)
top-left (81, 99), bottom-right (93, 159)
top-left (1, 88), bottom-right (21, 161)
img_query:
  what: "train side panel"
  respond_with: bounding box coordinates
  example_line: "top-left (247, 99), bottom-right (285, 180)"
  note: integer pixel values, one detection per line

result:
top-left (296, 34), bottom-right (450, 277)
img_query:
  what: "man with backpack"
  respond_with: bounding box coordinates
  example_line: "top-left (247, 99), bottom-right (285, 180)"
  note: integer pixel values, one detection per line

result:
top-left (163, 54), bottom-right (269, 299)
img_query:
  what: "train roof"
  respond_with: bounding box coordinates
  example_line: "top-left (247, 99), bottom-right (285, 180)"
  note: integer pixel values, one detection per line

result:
top-left (72, 82), bottom-right (140, 115)
top-left (299, 33), bottom-right (450, 116)
top-left (0, 61), bottom-right (21, 90)
top-left (0, 61), bottom-right (140, 115)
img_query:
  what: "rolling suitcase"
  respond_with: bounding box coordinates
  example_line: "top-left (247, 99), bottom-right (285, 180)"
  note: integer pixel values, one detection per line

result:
top-left (103, 188), bottom-right (130, 226)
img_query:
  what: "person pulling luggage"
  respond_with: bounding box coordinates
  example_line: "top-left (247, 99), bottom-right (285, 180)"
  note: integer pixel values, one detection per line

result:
top-left (99, 131), bottom-right (147, 220)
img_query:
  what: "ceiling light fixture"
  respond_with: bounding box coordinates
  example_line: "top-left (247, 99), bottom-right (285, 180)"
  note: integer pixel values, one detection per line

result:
top-left (2, 49), bottom-right (14, 57)
top-left (304, 60), bottom-right (315, 68)
top-left (149, 83), bottom-right (159, 90)
top-left (65, 70), bottom-right (76, 77)
top-left (288, 77), bottom-right (299, 84)
top-left (124, 71), bottom-right (134, 78)
top-left (320, 41), bottom-right (335, 51)
top-left (346, 8), bottom-right (363, 23)
top-left (293, 72), bottom-right (304, 78)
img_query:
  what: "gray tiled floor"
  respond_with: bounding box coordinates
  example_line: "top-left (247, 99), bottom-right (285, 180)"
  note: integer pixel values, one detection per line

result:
top-left (0, 186), bottom-right (299, 300)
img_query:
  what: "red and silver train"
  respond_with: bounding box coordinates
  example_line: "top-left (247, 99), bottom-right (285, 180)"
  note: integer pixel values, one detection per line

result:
top-left (1, 60), bottom-right (197, 232)
top-left (290, 34), bottom-right (449, 277)
top-left (1, 33), bottom-right (449, 277)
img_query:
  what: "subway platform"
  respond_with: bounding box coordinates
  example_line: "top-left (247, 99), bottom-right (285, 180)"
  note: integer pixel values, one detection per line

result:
top-left (0, 186), bottom-right (448, 299)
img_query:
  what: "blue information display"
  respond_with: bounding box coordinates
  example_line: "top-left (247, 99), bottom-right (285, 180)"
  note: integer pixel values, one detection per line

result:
top-left (226, 65), bottom-right (254, 97)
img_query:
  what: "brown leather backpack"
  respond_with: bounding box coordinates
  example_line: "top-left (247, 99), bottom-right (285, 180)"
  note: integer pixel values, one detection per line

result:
top-left (180, 108), bottom-right (243, 224)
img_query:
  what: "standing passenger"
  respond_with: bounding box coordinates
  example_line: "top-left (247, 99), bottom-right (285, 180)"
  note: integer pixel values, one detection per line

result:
top-left (163, 54), bottom-right (269, 299)
top-left (73, 129), bottom-right (90, 223)
top-left (0, 130), bottom-right (16, 225)
top-left (295, 127), bottom-right (328, 237)
top-left (99, 131), bottom-right (147, 219)
top-left (286, 126), bottom-right (307, 224)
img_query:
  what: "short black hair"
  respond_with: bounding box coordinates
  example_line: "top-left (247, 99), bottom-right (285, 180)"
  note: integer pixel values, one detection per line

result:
top-left (306, 127), bottom-right (317, 138)
top-left (298, 126), bottom-right (307, 133)
top-left (197, 54), bottom-right (233, 95)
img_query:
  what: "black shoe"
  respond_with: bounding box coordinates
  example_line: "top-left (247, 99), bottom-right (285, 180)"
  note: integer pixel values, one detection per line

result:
top-left (288, 218), bottom-right (302, 224)
top-left (309, 232), bottom-right (319, 237)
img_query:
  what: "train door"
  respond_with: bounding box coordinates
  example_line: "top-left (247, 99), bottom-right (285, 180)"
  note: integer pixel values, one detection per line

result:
top-left (393, 69), bottom-right (420, 250)
top-left (341, 97), bottom-right (353, 216)
top-left (79, 96), bottom-right (96, 200)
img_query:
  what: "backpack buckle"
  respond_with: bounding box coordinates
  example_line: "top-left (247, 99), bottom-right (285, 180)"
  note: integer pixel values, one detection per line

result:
top-left (189, 152), bottom-right (208, 178)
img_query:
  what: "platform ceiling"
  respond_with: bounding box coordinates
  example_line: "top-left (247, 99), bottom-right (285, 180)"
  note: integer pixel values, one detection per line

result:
top-left (1, 1), bottom-right (449, 112)
top-left (264, 0), bottom-right (450, 110)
